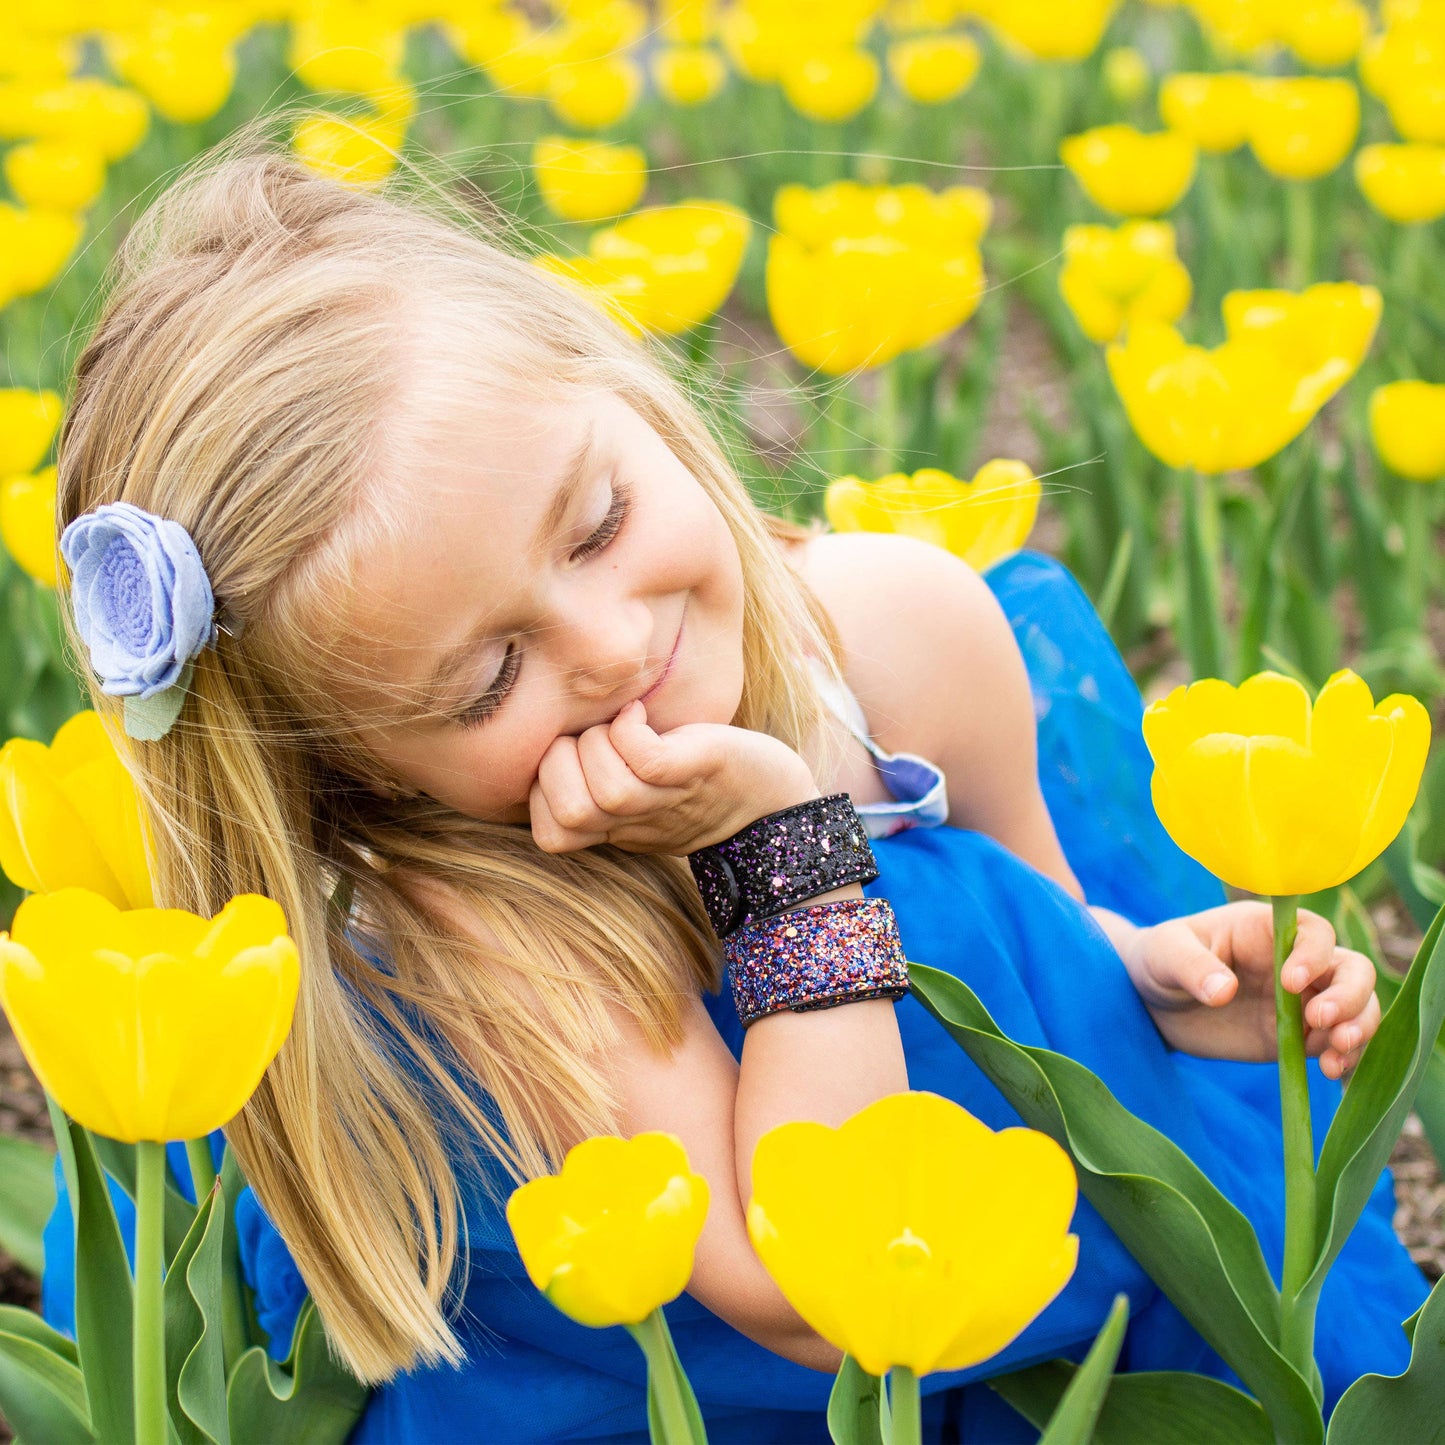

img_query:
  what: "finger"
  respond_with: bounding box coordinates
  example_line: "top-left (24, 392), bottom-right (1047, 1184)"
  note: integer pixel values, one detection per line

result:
top-left (1303, 948), bottom-right (1376, 1031)
top-left (577, 722), bottom-right (648, 816)
top-left (608, 701), bottom-right (703, 787)
top-left (528, 777), bottom-right (608, 854)
top-left (534, 738), bottom-right (610, 839)
top-left (1308, 991), bottom-right (1382, 1077)
top-left (1142, 925), bottom-right (1238, 1007)
top-left (1281, 909), bottom-right (1338, 993)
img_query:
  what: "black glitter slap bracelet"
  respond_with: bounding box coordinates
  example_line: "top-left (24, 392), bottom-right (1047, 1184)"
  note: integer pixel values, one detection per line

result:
top-left (687, 792), bottom-right (879, 939)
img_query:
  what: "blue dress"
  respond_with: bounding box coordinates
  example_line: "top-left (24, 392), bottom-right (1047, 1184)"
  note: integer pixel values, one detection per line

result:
top-left (40, 550), bottom-right (1428, 1442)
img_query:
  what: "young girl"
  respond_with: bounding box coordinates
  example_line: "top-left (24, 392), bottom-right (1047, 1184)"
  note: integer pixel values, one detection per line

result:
top-left (43, 127), bottom-right (1426, 1442)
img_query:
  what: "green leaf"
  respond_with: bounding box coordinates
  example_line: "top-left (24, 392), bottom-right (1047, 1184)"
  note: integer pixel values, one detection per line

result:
top-left (0, 1304), bottom-right (95, 1445)
top-left (1306, 901), bottom-right (1445, 1306)
top-left (991, 1361), bottom-right (1273, 1445)
top-left (164, 1185), bottom-right (229, 1445)
top-left (1384, 827), bottom-right (1445, 936)
top-left (69, 1121), bottom-right (135, 1445)
top-left (1036, 1294), bottom-right (1128, 1445)
top-left (1327, 1273), bottom-right (1445, 1443)
top-left (907, 964), bottom-right (1322, 1445)
top-left (0, 1131), bottom-right (56, 1275)
top-left (827, 1355), bottom-right (886, 1445)
top-left (89, 1135), bottom-right (203, 1262)
top-left (225, 1300), bottom-right (368, 1445)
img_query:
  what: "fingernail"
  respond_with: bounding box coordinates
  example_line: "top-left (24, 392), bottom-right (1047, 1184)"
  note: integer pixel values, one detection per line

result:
top-left (1202, 973), bottom-right (1229, 1003)
top-left (1288, 966), bottom-right (1308, 990)
top-left (1316, 1001), bottom-right (1337, 1027)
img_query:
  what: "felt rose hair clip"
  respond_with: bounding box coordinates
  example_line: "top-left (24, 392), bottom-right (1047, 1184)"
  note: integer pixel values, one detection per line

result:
top-left (60, 502), bottom-right (220, 741)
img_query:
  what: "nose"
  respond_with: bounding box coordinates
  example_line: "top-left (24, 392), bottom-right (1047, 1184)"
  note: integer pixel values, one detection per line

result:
top-left (554, 597), bottom-right (655, 703)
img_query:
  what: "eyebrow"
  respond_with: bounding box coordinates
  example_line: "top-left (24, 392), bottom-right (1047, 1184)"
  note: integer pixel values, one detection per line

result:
top-left (413, 420), bottom-right (600, 708)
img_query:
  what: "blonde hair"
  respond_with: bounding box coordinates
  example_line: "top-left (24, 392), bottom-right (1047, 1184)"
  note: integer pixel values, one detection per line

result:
top-left (55, 112), bottom-right (846, 1381)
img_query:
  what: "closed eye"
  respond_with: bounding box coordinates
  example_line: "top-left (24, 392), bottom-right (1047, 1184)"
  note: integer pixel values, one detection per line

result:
top-left (455, 479), bottom-right (634, 729)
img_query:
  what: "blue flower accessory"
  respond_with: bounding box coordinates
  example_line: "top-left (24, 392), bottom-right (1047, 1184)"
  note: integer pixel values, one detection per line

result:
top-left (60, 501), bottom-right (219, 741)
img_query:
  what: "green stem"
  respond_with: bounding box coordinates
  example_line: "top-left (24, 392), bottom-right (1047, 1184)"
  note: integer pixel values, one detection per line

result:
top-left (1286, 182), bottom-right (1315, 288)
top-left (1272, 895), bottom-right (1318, 1380)
top-left (888, 1366), bottom-right (921, 1445)
top-left (626, 1309), bottom-right (704, 1444)
top-left (185, 1137), bottom-right (215, 1201)
top-left (1180, 469), bottom-right (1229, 679)
top-left (134, 1141), bottom-right (168, 1445)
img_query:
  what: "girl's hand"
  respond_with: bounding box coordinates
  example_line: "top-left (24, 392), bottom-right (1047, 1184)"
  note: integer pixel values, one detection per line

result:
top-left (528, 700), bottom-right (821, 856)
top-left (1121, 901), bottom-right (1380, 1079)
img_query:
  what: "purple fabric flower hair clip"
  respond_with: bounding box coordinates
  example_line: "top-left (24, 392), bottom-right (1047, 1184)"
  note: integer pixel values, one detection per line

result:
top-left (60, 501), bottom-right (218, 741)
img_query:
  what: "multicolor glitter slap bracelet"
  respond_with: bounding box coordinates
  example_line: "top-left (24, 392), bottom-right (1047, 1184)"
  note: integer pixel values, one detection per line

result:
top-left (724, 896), bottom-right (910, 1029)
top-left (687, 792), bottom-right (880, 939)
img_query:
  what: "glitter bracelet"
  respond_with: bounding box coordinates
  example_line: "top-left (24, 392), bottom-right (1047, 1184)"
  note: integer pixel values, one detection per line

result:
top-left (688, 793), bottom-right (879, 939)
top-left (725, 897), bottom-right (909, 1030)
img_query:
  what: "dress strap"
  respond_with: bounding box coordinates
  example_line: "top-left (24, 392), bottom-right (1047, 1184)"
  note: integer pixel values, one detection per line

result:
top-left (806, 659), bottom-right (950, 839)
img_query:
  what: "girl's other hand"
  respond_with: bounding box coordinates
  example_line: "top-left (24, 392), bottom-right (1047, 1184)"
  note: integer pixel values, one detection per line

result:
top-left (1121, 901), bottom-right (1380, 1079)
top-left (528, 700), bottom-right (822, 856)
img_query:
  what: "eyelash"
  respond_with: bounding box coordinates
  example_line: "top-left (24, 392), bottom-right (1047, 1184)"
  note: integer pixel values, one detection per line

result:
top-left (456, 480), bottom-right (633, 729)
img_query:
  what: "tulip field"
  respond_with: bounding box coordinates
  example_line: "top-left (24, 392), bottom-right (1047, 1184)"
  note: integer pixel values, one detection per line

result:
top-left (2, 0), bottom-right (1445, 1441)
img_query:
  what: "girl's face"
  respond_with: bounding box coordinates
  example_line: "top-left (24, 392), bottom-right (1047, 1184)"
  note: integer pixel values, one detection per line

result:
top-left (337, 389), bottom-right (746, 824)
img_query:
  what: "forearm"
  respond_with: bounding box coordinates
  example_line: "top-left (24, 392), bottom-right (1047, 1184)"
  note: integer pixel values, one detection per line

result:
top-left (730, 882), bottom-right (909, 1367)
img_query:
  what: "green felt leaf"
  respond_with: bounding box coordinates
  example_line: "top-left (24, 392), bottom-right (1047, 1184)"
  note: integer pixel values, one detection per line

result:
top-left (908, 963), bottom-right (1321, 1445)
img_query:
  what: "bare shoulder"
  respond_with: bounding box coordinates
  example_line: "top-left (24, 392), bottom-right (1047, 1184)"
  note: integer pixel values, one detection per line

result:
top-left (784, 530), bottom-right (1010, 756)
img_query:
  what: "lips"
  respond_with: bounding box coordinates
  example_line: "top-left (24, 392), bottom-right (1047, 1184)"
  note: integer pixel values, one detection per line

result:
top-left (640, 610), bottom-right (684, 704)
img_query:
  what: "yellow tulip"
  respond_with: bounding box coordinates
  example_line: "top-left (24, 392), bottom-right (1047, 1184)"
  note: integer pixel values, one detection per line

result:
top-left (1370, 381), bottom-right (1445, 481)
top-left (1189, 0), bottom-right (1291, 55)
top-left (748, 1091), bottom-right (1078, 1378)
top-left (1103, 46), bottom-right (1151, 106)
top-left (506, 1132), bottom-right (709, 1328)
top-left (1, 466), bottom-right (59, 587)
top-left (1247, 77), bottom-right (1360, 181)
top-left (0, 32), bottom-right (79, 80)
top-left (0, 388), bottom-right (62, 474)
top-left (767, 233), bottom-right (982, 374)
top-left (1220, 282), bottom-right (1381, 387)
top-left (288, 11), bottom-right (407, 97)
top-left (0, 710), bottom-right (154, 909)
top-left (651, 45), bottom-right (727, 105)
top-left (1058, 221), bottom-right (1192, 345)
top-left (0, 204), bottom-right (84, 301)
top-left (1355, 143), bottom-right (1445, 224)
top-left (886, 33), bottom-right (980, 105)
top-left (1106, 321), bottom-right (1347, 474)
top-left (4, 138), bottom-right (105, 212)
top-left (1143, 669), bottom-right (1431, 896)
top-left (661, 0), bottom-right (718, 44)
top-left (988, 0), bottom-right (1120, 61)
top-left (104, 35), bottom-right (237, 124)
top-left (825, 463), bottom-right (1040, 570)
top-left (533, 136), bottom-right (647, 223)
top-left (774, 179), bottom-right (991, 250)
top-left (549, 55), bottom-right (643, 130)
top-left (293, 108), bottom-right (406, 190)
top-left (535, 254), bottom-right (647, 336)
top-left (1060, 125), bottom-right (1198, 216)
top-left (0, 78), bottom-right (149, 162)
top-left (1360, 14), bottom-right (1445, 142)
top-left (0, 890), bottom-right (298, 1143)
top-left (587, 200), bottom-right (751, 334)
top-left (780, 47), bottom-right (879, 123)
top-left (1158, 72), bottom-right (1256, 153)
top-left (1284, 0), bottom-right (1369, 67)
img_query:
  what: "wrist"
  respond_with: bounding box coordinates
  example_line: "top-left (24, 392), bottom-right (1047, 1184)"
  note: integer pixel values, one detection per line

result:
top-left (1088, 904), bottom-right (1150, 980)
